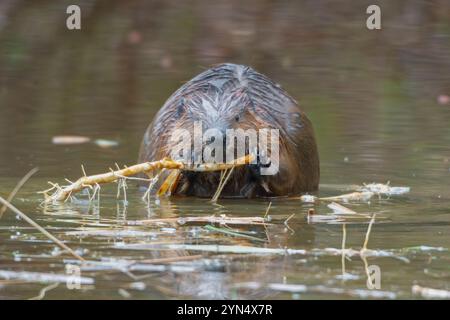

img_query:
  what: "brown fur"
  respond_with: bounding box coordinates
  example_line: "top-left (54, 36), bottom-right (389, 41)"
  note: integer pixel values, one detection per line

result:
top-left (138, 63), bottom-right (319, 198)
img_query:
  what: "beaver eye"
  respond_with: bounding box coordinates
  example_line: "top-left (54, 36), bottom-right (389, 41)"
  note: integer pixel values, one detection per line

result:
top-left (235, 115), bottom-right (240, 122)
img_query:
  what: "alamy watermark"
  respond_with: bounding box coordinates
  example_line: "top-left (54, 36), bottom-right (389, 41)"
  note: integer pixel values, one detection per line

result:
top-left (66, 4), bottom-right (382, 32)
top-left (366, 264), bottom-right (381, 290)
top-left (66, 5), bottom-right (81, 30)
top-left (366, 5), bottom-right (381, 30)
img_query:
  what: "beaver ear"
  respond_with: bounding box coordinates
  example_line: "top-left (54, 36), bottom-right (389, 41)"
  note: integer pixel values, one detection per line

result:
top-left (289, 112), bottom-right (303, 128)
top-left (176, 100), bottom-right (185, 117)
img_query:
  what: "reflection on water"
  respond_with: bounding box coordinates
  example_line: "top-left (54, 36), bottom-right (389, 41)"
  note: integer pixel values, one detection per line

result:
top-left (0, 1), bottom-right (449, 299)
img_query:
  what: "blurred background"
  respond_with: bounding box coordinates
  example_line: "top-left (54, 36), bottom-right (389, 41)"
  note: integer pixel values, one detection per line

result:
top-left (0, 0), bottom-right (449, 188)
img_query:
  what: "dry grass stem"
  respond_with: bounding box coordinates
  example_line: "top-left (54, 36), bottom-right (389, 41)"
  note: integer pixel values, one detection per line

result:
top-left (0, 167), bottom-right (39, 219)
top-left (28, 283), bottom-right (59, 300)
top-left (341, 223), bottom-right (347, 277)
top-left (136, 214), bottom-right (269, 226)
top-left (320, 191), bottom-right (374, 203)
top-left (211, 167), bottom-right (235, 202)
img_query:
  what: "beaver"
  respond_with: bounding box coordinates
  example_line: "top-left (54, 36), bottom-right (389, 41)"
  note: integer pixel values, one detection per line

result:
top-left (138, 63), bottom-right (319, 198)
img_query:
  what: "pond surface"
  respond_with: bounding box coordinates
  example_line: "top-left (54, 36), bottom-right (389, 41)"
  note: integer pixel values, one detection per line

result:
top-left (0, 1), bottom-right (449, 299)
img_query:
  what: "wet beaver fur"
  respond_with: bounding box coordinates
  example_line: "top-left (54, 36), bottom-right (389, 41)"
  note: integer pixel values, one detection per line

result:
top-left (138, 63), bottom-right (319, 198)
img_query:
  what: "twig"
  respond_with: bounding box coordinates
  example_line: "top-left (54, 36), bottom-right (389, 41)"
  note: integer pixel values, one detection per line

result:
top-left (28, 283), bottom-right (59, 300)
top-left (361, 213), bottom-right (377, 288)
top-left (0, 167), bottom-right (39, 219)
top-left (81, 164), bottom-right (87, 177)
top-left (157, 169), bottom-right (181, 197)
top-left (362, 213), bottom-right (376, 251)
top-left (264, 202), bottom-right (272, 219)
top-left (263, 202), bottom-right (272, 243)
top-left (341, 223), bottom-right (347, 277)
top-left (284, 213), bottom-right (296, 234)
top-left (137, 254), bottom-right (203, 264)
top-left (211, 166), bottom-right (235, 202)
top-left (43, 154), bottom-right (254, 203)
top-left (0, 196), bottom-right (85, 261)
top-left (135, 215), bottom-right (269, 226)
top-left (320, 191), bottom-right (374, 203)
top-left (328, 202), bottom-right (356, 215)
top-left (204, 224), bottom-right (266, 242)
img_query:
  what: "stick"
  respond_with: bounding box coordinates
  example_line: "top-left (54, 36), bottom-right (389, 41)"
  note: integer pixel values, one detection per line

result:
top-left (362, 213), bottom-right (376, 251)
top-left (0, 196), bottom-right (85, 261)
top-left (284, 213), bottom-right (296, 234)
top-left (211, 166), bottom-right (235, 202)
top-left (320, 191), bottom-right (374, 203)
top-left (43, 154), bottom-right (255, 203)
top-left (135, 215), bottom-right (269, 226)
top-left (204, 224), bottom-right (266, 242)
top-left (0, 167), bottom-right (39, 219)
top-left (361, 213), bottom-right (376, 288)
top-left (29, 283), bottom-right (59, 300)
top-left (264, 202), bottom-right (272, 219)
top-left (341, 223), bottom-right (347, 277)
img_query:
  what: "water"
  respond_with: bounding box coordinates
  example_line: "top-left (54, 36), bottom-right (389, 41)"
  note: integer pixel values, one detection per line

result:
top-left (0, 1), bottom-right (449, 299)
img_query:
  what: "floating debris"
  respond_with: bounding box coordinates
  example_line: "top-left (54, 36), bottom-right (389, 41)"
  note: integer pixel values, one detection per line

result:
top-left (412, 285), bottom-right (450, 299)
top-left (300, 195), bottom-right (317, 203)
top-left (298, 182), bottom-right (409, 205)
top-left (52, 135), bottom-right (90, 145)
top-left (234, 282), bottom-right (397, 299)
top-left (118, 288), bottom-right (131, 299)
top-left (320, 191), bottom-right (374, 203)
top-left (65, 229), bottom-right (157, 238)
top-left (307, 214), bottom-right (346, 224)
top-left (0, 270), bottom-right (94, 285)
top-left (64, 258), bottom-right (201, 274)
top-left (128, 264), bottom-right (198, 273)
top-left (401, 246), bottom-right (447, 253)
top-left (134, 214), bottom-right (268, 226)
top-left (437, 94), bottom-right (450, 105)
top-left (94, 139), bottom-right (119, 148)
top-left (29, 283), bottom-right (59, 300)
top-left (358, 182), bottom-right (410, 196)
top-left (204, 224), bottom-right (266, 242)
top-left (129, 282), bottom-right (146, 291)
top-left (327, 202), bottom-right (357, 215)
top-left (113, 243), bottom-right (408, 261)
top-left (114, 243), bottom-right (306, 255)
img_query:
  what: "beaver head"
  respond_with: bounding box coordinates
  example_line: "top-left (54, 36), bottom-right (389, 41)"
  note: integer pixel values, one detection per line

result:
top-left (138, 63), bottom-right (319, 198)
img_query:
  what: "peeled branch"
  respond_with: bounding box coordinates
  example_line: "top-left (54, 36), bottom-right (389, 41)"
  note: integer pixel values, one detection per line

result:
top-left (42, 155), bottom-right (255, 203)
